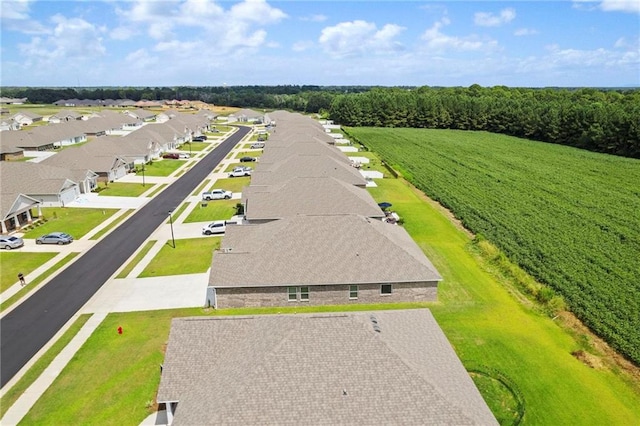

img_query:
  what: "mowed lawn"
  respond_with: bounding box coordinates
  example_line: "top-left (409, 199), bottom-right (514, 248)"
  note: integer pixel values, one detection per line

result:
top-left (21, 207), bottom-right (119, 240)
top-left (184, 199), bottom-right (237, 223)
top-left (138, 237), bottom-right (221, 277)
top-left (369, 178), bottom-right (640, 425)
top-left (0, 252), bottom-right (57, 292)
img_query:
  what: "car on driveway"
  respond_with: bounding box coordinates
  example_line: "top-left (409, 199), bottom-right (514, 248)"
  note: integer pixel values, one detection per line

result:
top-left (250, 142), bottom-right (265, 149)
top-left (192, 135), bottom-right (208, 141)
top-left (202, 221), bottom-right (227, 235)
top-left (36, 232), bottom-right (73, 245)
top-left (0, 236), bottom-right (24, 250)
top-left (179, 153), bottom-right (190, 159)
top-left (229, 167), bottom-right (252, 177)
top-left (202, 189), bottom-right (232, 200)
top-left (162, 153), bottom-right (180, 159)
top-left (240, 156), bottom-right (256, 162)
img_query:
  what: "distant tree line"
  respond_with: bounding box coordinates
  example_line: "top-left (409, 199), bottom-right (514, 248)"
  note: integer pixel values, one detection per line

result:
top-left (3, 84), bottom-right (638, 158)
top-left (329, 86), bottom-right (640, 158)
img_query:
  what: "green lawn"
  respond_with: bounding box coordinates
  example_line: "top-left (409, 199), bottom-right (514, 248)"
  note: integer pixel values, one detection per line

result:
top-left (21, 208), bottom-right (119, 240)
top-left (184, 199), bottom-right (238, 223)
top-left (0, 253), bottom-right (79, 312)
top-left (180, 142), bottom-right (208, 152)
top-left (97, 182), bottom-right (149, 197)
top-left (138, 237), bottom-right (221, 277)
top-left (141, 160), bottom-right (183, 177)
top-left (213, 177), bottom-right (250, 193)
top-left (0, 252), bottom-right (57, 292)
top-left (368, 178), bottom-right (640, 425)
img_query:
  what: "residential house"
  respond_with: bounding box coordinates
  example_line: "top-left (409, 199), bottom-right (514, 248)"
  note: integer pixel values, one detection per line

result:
top-left (242, 177), bottom-right (386, 224)
top-left (0, 190), bottom-right (41, 234)
top-left (0, 118), bottom-right (21, 132)
top-left (156, 309), bottom-right (498, 425)
top-left (126, 108), bottom-right (157, 122)
top-left (48, 109), bottom-right (84, 123)
top-left (0, 162), bottom-right (80, 208)
top-left (207, 214), bottom-right (442, 308)
top-left (11, 111), bottom-right (43, 127)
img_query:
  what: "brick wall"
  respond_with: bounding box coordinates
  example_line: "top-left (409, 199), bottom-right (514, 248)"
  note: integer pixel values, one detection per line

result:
top-left (214, 281), bottom-right (437, 308)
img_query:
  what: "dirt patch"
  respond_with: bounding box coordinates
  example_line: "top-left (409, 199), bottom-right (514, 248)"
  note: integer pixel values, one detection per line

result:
top-left (571, 349), bottom-right (604, 369)
top-left (558, 311), bottom-right (640, 385)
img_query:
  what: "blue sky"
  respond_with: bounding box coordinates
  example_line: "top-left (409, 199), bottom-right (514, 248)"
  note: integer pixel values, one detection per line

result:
top-left (1, 0), bottom-right (638, 87)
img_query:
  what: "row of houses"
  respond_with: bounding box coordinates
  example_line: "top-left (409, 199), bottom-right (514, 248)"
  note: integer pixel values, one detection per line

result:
top-left (156, 110), bottom-right (497, 425)
top-left (0, 109), bottom-right (215, 234)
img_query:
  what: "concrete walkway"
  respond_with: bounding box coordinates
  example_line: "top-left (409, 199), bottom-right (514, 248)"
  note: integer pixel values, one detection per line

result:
top-left (0, 126), bottom-right (254, 425)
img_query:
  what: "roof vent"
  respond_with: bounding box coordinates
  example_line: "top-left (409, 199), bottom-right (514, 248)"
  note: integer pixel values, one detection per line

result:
top-left (370, 315), bottom-right (381, 333)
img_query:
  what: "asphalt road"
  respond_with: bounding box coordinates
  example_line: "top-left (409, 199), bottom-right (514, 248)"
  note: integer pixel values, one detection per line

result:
top-left (0, 126), bottom-right (251, 387)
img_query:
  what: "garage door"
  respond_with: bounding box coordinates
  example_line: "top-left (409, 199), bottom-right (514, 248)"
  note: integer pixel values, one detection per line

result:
top-left (114, 165), bottom-right (126, 180)
top-left (59, 186), bottom-right (80, 206)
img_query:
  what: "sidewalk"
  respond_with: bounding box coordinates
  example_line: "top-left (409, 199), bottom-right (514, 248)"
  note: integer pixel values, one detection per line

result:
top-left (0, 127), bottom-right (253, 425)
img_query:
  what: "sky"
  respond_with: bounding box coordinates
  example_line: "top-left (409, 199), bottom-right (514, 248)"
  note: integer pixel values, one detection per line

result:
top-left (1, 0), bottom-right (638, 88)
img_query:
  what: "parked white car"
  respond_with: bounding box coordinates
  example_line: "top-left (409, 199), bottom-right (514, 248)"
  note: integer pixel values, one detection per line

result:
top-left (228, 167), bottom-right (252, 177)
top-left (202, 189), bottom-right (232, 200)
top-left (179, 153), bottom-right (190, 159)
top-left (202, 221), bottom-right (227, 235)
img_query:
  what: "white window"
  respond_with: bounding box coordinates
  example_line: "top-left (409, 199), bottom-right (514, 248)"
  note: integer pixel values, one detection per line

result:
top-left (381, 284), bottom-right (393, 295)
top-left (349, 285), bottom-right (358, 299)
top-left (288, 287), bottom-right (297, 302)
top-left (300, 287), bottom-right (309, 301)
top-left (288, 286), bottom-right (310, 302)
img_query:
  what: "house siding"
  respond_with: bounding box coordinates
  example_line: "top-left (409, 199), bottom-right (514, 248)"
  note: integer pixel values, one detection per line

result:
top-left (214, 281), bottom-right (437, 308)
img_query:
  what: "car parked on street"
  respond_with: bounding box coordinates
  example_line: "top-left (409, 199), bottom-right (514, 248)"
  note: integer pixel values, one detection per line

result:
top-left (202, 221), bottom-right (227, 235)
top-left (162, 153), bottom-right (180, 159)
top-left (36, 232), bottom-right (73, 245)
top-left (0, 236), bottom-right (24, 250)
top-left (202, 189), bottom-right (232, 200)
top-left (240, 156), bottom-right (256, 162)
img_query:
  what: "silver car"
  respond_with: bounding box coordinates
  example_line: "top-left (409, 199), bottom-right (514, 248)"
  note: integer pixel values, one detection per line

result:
top-left (0, 236), bottom-right (24, 250)
top-left (36, 232), bottom-right (74, 245)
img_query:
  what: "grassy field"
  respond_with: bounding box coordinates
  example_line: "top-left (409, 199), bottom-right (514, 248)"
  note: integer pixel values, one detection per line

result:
top-left (138, 237), bottom-right (221, 277)
top-left (0, 252), bottom-right (57, 292)
top-left (141, 160), bottom-right (184, 177)
top-left (180, 141), bottom-right (208, 152)
top-left (213, 177), bottom-right (250, 193)
top-left (348, 127), bottom-right (640, 365)
top-left (367, 178), bottom-right (640, 425)
top-left (21, 207), bottom-right (119, 240)
top-left (0, 253), bottom-right (79, 312)
top-left (184, 199), bottom-right (237, 223)
top-left (97, 182), bottom-right (148, 197)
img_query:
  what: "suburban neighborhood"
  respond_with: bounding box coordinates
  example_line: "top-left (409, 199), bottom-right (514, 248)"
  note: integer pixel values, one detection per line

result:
top-left (0, 103), bottom-right (495, 424)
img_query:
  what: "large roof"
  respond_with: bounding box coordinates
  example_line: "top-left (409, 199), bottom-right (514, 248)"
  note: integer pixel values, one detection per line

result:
top-left (157, 309), bottom-right (497, 426)
top-left (243, 177), bottom-right (385, 221)
top-left (209, 214), bottom-right (442, 287)
top-left (251, 154), bottom-right (366, 187)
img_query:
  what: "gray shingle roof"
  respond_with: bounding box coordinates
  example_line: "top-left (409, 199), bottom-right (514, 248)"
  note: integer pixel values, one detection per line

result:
top-left (251, 154), bottom-right (366, 187)
top-left (157, 309), bottom-right (497, 426)
top-left (209, 215), bottom-right (442, 288)
top-left (243, 177), bottom-right (385, 221)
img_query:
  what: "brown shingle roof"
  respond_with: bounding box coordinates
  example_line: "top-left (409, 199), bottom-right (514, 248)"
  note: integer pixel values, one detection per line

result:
top-left (209, 214), bottom-right (441, 288)
top-left (157, 310), bottom-right (497, 426)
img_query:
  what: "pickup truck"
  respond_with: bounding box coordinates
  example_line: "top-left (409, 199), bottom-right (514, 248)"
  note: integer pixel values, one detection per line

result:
top-left (228, 167), bottom-right (252, 177)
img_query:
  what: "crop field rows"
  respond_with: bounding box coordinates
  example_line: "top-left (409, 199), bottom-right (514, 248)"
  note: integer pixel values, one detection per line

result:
top-left (348, 127), bottom-right (640, 364)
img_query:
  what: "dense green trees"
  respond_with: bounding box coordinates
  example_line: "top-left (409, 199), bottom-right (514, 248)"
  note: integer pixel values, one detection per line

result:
top-left (3, 84), bottom-right (637, 157)
top-left (329, 87), bottom-right (640, 158)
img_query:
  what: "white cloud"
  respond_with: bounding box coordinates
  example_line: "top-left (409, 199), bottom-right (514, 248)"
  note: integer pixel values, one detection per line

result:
top-left (301, 14), bottom-right (327, 22)
top-left (599, 0), bottom-right (640, 13)
top-left (514, 28), bottom-right (538, 36)
top-left (319, 20), bottom-right (406, 58)
top-left (474, 8), bottom-right (516, 27)
top-left (422, 18), bottom-right (498, 52)
top-left (110, 26), bottom-right (137, 41)
top-left (0, 0), bottom-right (48, 34)
top-left (19, 14), bottom-right (105, 66)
